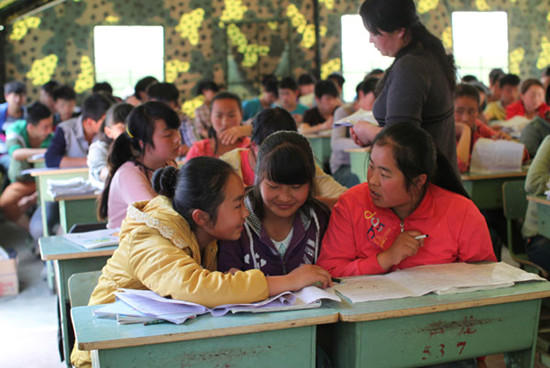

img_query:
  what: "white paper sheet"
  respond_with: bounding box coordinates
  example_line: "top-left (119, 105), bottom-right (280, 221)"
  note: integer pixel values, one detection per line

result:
top-left (470, 138), bottom-right (525, 173)
top-left (333, 109), bottom-right (377, 127)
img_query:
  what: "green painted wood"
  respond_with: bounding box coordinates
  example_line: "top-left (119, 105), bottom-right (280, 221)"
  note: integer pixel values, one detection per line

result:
top-left (537, 201), bottom-right (550, 239)
top-left (59, 198), bottom-right (101, 234)
top-left (328, 282), bottom-right (550, 368)
top-left (307, 136), bottom-right (331, 166)
top-left (462, 178), bottom-right (505, 210)
top-left (348, 150), bottom-right (370, 184)
top-left (72, 305), bottom-right (338, 368)
top-left (68, 271), bottom-right (102, 307)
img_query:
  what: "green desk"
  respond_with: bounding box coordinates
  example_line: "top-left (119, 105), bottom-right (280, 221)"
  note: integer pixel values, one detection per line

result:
top-left (326, 281), bottom-right (550, 368)
top-left (527, 195), bottom-right (550, 239)
top-left (31, 167), bottom-right (89, 236)
top-left (72, 305), bottom-right (338, 368)
top-left (54, 193), bottom-right (101, 234)
top-left (27, 155), bottom-right (46, 169)
top-left (305, 133), bottom-right (332, 166)
top-left (346, 148), bottom-right (371, 184)
top-left (461, 171), bottom-right (527, 210)
top-left (40, 235), bottom-right (117, 368)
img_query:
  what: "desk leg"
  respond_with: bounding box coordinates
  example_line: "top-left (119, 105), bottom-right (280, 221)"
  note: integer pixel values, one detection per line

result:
top-left (328, 300), bottom-right (540, 368)
top-left (92, 325), bottom-right (317, 368)
top-left (56, 257), bottom-right (110, 367)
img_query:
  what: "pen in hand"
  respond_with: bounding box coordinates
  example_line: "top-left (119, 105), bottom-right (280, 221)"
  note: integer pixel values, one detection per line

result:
top-left (414, 234), bottom-right (428, 240)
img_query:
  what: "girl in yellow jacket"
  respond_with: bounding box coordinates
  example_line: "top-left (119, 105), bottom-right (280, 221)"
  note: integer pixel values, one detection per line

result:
top-left (71, 156), bottom-right (332, 368)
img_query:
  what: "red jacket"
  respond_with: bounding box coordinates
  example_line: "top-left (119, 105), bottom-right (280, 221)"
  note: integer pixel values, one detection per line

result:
top-left (317, 183), bottom-right (496, 277)
top-left (457, 119), bottom-right (499, 173)
top-left (506, 100), bottom-right (550, 120)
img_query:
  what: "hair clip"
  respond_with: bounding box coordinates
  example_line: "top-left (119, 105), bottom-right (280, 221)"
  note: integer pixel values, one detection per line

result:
top-left (126, 125), bottom-right (134, 138)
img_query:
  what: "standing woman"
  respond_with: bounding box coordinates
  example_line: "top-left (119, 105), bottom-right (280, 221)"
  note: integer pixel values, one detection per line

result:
top-left (352, 0), bottom-right (458, 173)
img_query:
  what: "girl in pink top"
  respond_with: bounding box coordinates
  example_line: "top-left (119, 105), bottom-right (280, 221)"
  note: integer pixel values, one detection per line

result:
top-left (186, 92), bottom-right (251, 159)
top-left (317, 123), bottom-right (495, 277)
top-left (98, 101), bottom-right (182, 229)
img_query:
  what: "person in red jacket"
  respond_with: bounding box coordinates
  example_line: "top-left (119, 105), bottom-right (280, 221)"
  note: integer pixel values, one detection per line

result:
top-left (506, 78), bottom-right (550, 120)
top-left (317, 123), bottom-right (496, 277)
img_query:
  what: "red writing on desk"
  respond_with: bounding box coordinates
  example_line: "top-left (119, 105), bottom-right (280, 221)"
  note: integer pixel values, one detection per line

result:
top-left (421, 342), bottom-right (467, 361)
top-left (423, 315), bottom-right (485, 337)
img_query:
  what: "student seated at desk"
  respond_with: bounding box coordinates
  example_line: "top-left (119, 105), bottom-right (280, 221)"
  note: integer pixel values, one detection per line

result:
top-left (0, 102), bottom-right (53, 230)
top-left (522, 135), bottom-right (550, 271)
top-left (87, 103), bottom-right (132, 189)
top-left (51, 84), bottom-right (79, 127)
top-left (186, 92), bottom-right (251, 160)
top-left (317, 123), bottom-right (496, 277)
top-left (98, 101), bottom-right (181, 229)
top-left (506, 79), bottom-right (550, 121)
top-left (218, 131), bottom-right (330, 275)
top-left (70, 157), bottom-right (332, 368)
top-left (454, 83), bottom-right (511, 173)
top-left (299, 80), bottom-right (341, 135)
top-left (484, 73), bottom-right (520, 123)
top-left (45, 93), bottom-right (113, 168)
top-left (219, 108), bottom-right (346, 207)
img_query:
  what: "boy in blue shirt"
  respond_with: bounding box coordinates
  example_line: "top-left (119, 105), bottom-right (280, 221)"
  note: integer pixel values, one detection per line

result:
top-left (276, 77), bottom-right (308, 124)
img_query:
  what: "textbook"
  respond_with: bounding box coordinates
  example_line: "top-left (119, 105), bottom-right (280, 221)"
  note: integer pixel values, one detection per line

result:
top-left (332, 262), bottom-right (545, 304)
top-left (469, 138), bottom-right (525, 173)
top-left (63, 228), bottom-right (119, 249)
top-left (93, 286), bottom-right (341, 324)
top-left (333, 109), bottom-right (377, 127)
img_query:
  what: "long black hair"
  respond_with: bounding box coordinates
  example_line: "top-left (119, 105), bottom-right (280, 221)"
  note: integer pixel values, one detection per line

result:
top-left (97, 101), bottom-right (180, 220)
top-left (152, 157), bottom-right (236, 230)
top-left (359, 0), bottom-right (456, 94)
top-left (372, 122), bottom-right (468, 198)
top-left (249, 131), bottom-right (327, 220)
top-left (97, 102), bottom-right (133, 144)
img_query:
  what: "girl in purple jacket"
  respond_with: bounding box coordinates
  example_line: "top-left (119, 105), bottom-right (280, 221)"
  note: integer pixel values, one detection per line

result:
top-left (218, 131), bottom-right (330, 276)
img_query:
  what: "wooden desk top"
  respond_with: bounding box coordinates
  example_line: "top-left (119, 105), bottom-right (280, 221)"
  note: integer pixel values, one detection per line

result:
top-left (30, 166), bottom-right (88, 177)
top-left (461, 170), bottom-right (527, 181)
top-left (304, 131), bottom-right (332, 138)
top-left (53, 193), bottom-right (99, 201)
top-left (39, 235), bottom-right (117, 261)
top-left (332, 281), bottom-right (550, 323)
top-left (72, 305), bottom-right (339, 350)
top-left (27, 156), bottom-right (45, 163)
top-left (527, 195), bottom-right (550, 206)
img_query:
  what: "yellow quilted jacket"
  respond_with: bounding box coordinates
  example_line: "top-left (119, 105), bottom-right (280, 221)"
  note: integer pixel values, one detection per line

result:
top-left (71, 195), bottom-right (268, 368)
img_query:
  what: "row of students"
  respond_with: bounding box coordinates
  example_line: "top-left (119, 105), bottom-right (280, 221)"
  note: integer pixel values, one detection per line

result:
top-left (71, 122), bottom-right (495, 368)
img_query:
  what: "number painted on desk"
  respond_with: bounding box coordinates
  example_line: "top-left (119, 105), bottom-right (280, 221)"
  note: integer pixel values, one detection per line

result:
top-left (421, 342), bottom-right (467, 360)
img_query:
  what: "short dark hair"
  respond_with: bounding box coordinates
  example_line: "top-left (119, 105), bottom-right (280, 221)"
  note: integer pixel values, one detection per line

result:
top-left (461, 75), bottom-right (478, 83)
top-left (356, 77), bottom-right (379, 97)
top-left (314, 80), bottom-right (339, 99)
top-left (93, 82), bottom-right (113, 95)
top-left (499, 74), bottom-right (520, 88)
top-left (195, 80), bottom-right (219, 97)
top-left (251, 107), bottom-right (297, 146)
top-left (134, 76), bottom-right (158, 100)
top-left (455, 83), bottom-right (480, 106)
top-left (41, 81), bottom-right (60, 95)
top-left (263, 78), bottom-right (278, 97)
top-left (147, 82), bottom-right (180, 105)
top-left (328, 73), bottom-right (345, 88)
top-left (4, 81), bottom-right (26, 96)
top-left (211, 91), bottom-right (242, 113)
top-left (279, 77), bottom-right (298, 92)
top-left (298, 73), bottom-right (316, 86)
top-left (81, 93), bottom-right (114, 122)
top-left (52, 85), bottom-right (76, 101)
top-left (26, 101), bottom-right (52, 126)
top-left (489, 68), bottom-right (505, 85)
top-left (520, 78), bottom-right (544, 95)
top-left (152, 158), bottom-right (236, 230)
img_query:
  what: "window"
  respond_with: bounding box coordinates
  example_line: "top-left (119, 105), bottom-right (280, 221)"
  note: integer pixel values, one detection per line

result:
top-left (452, 12), bottom-right (508, 85)
top-left (93, 26), bottom-right (164, 98)
top-left (341, 14), bottom-right (392, 102)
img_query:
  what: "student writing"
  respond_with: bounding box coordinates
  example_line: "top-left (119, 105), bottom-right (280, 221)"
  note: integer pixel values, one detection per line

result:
top-left (71, 157), bottom-right (332, 368)
top-left (98, 101), bottom-right (181, 229)
top-left (316, 123), bottom-right (496, 277)
top-left (218, 131), bottom-right (330, 275)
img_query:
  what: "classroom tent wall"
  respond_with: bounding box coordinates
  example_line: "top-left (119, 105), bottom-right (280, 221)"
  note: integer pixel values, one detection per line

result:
top-left (0, 0), bottom-right (549, 110)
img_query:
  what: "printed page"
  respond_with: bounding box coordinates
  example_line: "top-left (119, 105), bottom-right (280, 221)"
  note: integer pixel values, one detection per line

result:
top-left (333, 275), bottom-right (417, 303)
top-left (293, 286), bottom-right (341, 304)
top-left (115, 289), bottom-right (209, 316)
top-left (489, 115), bottom-right (530, 139)
top-left (470, 138), bottom-right (524, 173)
top-left (63, 228), bottom-right (119, 249)
top-left (333, 109), bottom-right (377, 127)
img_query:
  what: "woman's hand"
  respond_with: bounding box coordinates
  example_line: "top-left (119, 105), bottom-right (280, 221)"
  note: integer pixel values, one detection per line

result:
top-left (377, 230), bottom-right (424, 270)
top-left (351, 121), bottom-right (382, 147)
top-left (218, 125), bottom-right (252, 145)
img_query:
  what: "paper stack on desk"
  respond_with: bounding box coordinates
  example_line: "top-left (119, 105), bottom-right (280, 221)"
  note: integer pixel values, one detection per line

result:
top-left (47, 177), bottom-right (99, 198)
top-left (93, 286), bottom-right (341, 324)
top-left (332, 262), bottom-right (545, 304)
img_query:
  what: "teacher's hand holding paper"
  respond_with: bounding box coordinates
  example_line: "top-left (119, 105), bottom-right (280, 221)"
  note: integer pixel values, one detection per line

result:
top-left (351, 121), bottom-right (382, 147)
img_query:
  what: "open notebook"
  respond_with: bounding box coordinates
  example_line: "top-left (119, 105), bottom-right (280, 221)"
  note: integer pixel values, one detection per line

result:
top-left (93, 286), bottom-right (341, 324)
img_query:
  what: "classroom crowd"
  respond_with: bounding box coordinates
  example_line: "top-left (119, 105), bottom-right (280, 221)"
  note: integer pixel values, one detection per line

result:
top-left (1, 0), bottom-right (550, 367)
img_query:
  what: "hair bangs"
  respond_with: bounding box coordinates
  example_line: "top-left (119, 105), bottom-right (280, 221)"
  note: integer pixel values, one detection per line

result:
top-left (264, 145), bottom-right (312, 186)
